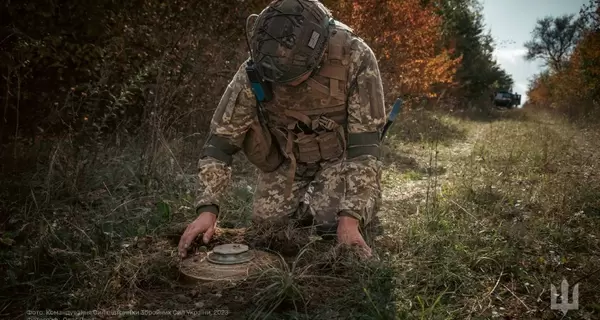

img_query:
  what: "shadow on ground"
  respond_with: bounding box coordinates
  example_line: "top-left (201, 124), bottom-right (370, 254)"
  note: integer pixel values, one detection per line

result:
top-left (381, 133), bottom-right (448, 179)
top-left (449, 107), bottom-right (531, 123)
top-left (386, 109), bottom-right (468, 145)
top-left (381, 149), bottom-right (420, 171)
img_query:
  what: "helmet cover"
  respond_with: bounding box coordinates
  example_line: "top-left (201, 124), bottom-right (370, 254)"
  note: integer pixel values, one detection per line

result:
top-left (250, 0), bottom-right (333, 84)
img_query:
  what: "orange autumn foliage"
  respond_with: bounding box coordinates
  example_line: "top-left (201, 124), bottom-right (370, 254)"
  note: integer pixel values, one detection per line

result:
top-left (527, 27), bottom-right (600, 117)
top-left (527, 0), bottom-right (600, 118)
top-left (574, 30), bottom-right (600, 89)
top-left (325, 0), bottom-right (461, 99)
top-left (527, 73), bottom-right (553, 106)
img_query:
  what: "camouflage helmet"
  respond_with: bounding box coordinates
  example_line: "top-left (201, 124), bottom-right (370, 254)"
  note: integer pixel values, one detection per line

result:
top-left (250, 0), bottom-right (333, 84)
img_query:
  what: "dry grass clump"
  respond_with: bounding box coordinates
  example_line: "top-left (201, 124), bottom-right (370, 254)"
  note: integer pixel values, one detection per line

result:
top-left (1, 108), bottom-right (599, 319)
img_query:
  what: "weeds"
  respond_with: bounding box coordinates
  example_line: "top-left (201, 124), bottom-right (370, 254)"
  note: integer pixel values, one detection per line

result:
top-left (380, 108), bottom-right (600, 319)
top-left (1, 108), bottom-right (599, 319)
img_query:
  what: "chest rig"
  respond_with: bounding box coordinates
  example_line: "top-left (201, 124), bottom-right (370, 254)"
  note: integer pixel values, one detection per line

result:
top-left (260, 23), bottom-right (354, 197)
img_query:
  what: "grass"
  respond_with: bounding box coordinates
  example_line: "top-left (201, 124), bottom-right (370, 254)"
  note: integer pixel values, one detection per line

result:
top-left (402, 170), bottom-right (424, 181)
top-left (379, 108), bottom-right (600, 319)
top-left (1, 107), bottom-right (599, 319)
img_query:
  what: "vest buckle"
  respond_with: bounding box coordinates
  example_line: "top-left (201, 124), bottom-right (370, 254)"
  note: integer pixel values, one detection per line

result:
top-left (317, 116), bottom-right (338, 131)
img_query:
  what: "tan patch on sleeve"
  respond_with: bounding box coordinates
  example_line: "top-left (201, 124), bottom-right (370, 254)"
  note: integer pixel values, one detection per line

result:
top-left (209, 61), bottom-right (257, 146)
top-left (346, 38), bottom-right (386, 134)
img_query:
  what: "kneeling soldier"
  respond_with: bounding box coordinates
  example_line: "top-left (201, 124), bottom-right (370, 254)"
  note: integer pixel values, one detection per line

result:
top-left (179, 0), bottom-right (386, 258)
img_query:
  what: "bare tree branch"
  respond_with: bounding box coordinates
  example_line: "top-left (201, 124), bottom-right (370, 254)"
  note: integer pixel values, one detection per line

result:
top-left (524, 14), bottom-right (582, 71)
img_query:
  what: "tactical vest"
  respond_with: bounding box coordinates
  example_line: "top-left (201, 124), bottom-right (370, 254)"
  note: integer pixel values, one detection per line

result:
top-left (260, 21), bottom-right (354, 197)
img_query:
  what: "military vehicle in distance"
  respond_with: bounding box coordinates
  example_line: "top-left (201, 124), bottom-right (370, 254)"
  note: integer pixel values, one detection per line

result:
top-left (492, 91), bottom-right (520, 109)
top-left (512, 92), bottom-right (521, 107)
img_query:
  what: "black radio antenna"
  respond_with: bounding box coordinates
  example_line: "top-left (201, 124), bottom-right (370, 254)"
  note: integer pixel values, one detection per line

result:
top-left (245, 14), bottom-right (259, 58)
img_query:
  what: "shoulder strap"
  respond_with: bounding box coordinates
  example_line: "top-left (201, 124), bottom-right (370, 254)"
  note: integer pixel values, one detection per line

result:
top-left (327, 24), bottom-right (346, 61)
top-left (317, 23), bottom-right (352, 100)
top-left (332, 19), bottom-right (354, 34)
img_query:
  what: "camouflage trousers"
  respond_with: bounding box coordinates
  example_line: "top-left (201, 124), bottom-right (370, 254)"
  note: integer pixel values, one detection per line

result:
top-left (251, 159), bottom-right (378, 233)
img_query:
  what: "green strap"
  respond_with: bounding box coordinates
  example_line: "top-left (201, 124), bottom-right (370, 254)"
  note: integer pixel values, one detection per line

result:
top-left (201, 135), bottom-right (240, 165)
top-left (348, 132), bottom-right (380, 146)
top-left (347, 145), bottom-right (380, 159)
top-left (208, 135), bottom-right (240, 154)
top-left (202, 147), bottom-right (234, 165)
top-left (347, 132), bottom-right (380, 159)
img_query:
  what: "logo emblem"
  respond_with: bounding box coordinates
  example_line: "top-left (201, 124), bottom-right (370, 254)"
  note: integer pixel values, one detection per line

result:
top-left (550, 279), bottom-right (579, 315)
top-left (308, 31), bottom-right (320, 49)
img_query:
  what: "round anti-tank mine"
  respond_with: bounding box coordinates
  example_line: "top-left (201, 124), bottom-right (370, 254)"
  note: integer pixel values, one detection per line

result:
top-left (179, 243), bottom-right (281, 282)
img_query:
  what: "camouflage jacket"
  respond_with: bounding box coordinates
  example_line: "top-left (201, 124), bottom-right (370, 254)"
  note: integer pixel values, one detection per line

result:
top-left (194, 27), bottom-right (385, 224)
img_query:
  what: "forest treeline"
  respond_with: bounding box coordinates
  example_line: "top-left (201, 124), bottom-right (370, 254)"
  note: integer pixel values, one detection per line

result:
top-left (1, 0), bottom-right (514, 151)
top-left (525, 0), bottom-right (600, 120)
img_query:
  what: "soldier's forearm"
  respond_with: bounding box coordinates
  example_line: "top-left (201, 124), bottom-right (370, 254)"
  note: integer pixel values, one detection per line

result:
top-left (193, 157), bottom-right (233, 216)
top-left (340, 155), bottom-right (381, 225)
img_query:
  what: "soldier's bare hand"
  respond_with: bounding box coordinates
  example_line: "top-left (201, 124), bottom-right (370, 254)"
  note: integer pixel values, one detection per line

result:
top-left (178, 212), bottom-right (217, 258)
top-left (336, 216), bottom-right (372, 258)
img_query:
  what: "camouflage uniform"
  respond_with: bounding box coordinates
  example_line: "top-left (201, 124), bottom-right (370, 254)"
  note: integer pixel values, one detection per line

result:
top-left (194, 21), bottom-right (385, 230)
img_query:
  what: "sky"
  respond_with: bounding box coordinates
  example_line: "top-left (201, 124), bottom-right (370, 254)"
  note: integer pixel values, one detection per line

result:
top-left (481, 0), bottom-right (589, 105)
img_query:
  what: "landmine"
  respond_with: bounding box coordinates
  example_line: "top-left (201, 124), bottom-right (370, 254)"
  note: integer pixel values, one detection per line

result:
top-left (180, 243), bottom-right (281, 282)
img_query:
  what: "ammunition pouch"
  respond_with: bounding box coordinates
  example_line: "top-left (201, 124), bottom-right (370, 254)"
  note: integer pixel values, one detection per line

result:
top-left (243, 119), bottom-right (284, 172)
top-left (289, 119), bottom-right (345, 164)
top-left (295, 132), bottom-right (321, 164)
top-left (316, 130), bottom-right (344, 161)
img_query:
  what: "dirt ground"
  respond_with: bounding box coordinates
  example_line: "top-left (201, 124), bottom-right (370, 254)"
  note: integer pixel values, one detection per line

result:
top-left (2, 108), bottom-right (599, 319)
